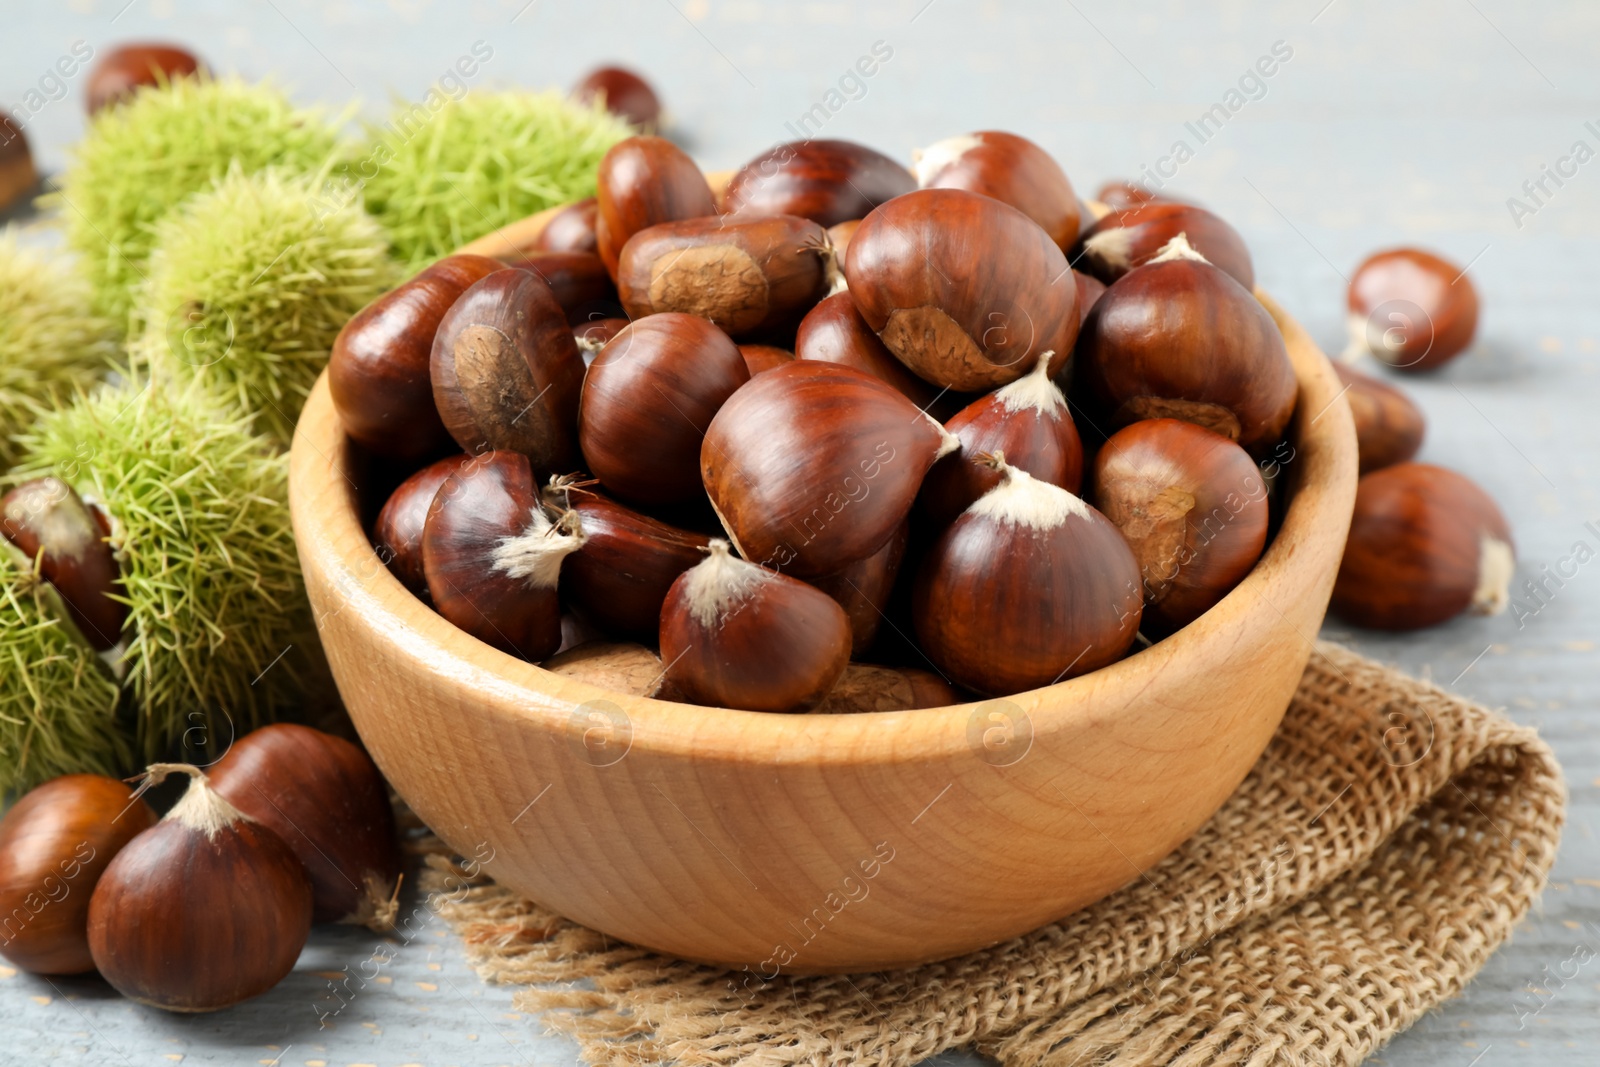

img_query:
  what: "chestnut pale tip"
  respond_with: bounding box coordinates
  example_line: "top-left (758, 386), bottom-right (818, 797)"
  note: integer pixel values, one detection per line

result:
top-left (910, 134), bottom-right (981, 187)
top-left (993, 350), bottom-right (1066, 416)
top-left (925, 413), bottom-right (962, 458)
top-left (1146, 232), bottom-right (1210, 265)
top-left (1473, 534), bottom-right (1515, 616)
top-left (137, 764), bottom-right (247, 840)
top-left (969, 452), bottom-right (1091, 531)
top-left (492, 507), bottom-right (585, 588)
top-left (683, 539), bottom-right (766, 627)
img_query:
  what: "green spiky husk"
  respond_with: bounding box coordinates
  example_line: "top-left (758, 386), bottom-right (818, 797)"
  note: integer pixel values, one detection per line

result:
top-left (0, 546), bottom-right (127, 795)
top-left (48, 77), bottom-right (342, 332)
top-left (133, 167), bottom-right (399, 443)
top-left (0, 232), bottom-right (116, 470)
top-left (11, 380), bottom-right (312, 763)
top-left (355, 90), bottom-right (631, 269)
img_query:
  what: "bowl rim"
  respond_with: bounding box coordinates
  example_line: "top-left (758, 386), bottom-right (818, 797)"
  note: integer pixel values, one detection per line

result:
top-left (292, 233), bottom-right (1355, 770)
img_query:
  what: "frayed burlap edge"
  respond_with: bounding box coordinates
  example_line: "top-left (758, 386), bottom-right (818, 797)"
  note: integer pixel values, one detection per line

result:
top-left (417, 642), bottom-right (1566, 1067)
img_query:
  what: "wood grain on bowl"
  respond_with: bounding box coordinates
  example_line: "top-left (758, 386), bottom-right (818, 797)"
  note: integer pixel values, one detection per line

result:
top-left (288, 194), bottom-right (1357, 973)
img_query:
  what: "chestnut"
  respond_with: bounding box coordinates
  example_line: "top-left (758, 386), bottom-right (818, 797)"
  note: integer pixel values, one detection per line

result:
top-left (913, 131), bottom-right (1079, 250)
top-left (209, 724), bottom-right (401, 929)
top-left (580, 313), bottom-right (749, 506)
top-left (1332, 363), bottom-right (1426, 474)
top-left (544, 476), bottom-right (711, 641)
top-left (794, 291), bottom-right (942, 411)
top-left (430, 267), bottom-right (587, 473)
top-left (596, 135), bottom-right (717, 276)
top-left (329, 253), bottom-right (502, 461)
top-left (827, 219), bottom-right (862, 270)
top-left (659, 540), bottom-right (851, 712)
top-left (87, 765), bottom-right (312, 1012)
top-left (422, 451), bottom-right (584, 660)
top-left (739, 344), bottom-right (794, 376)
top-left (85, 43), bottom-right (202, 114)
top-left (1331, 462), bottom-right (1513, 631)
top-left (1091, 418), bottom-right (1268, 632)
top-left (1072, 270), bottom-right (1106, 327)
top-left (807, 520), bottom-right (907, 656)
top-left (500, 250), bottom-right (618, 324)
top-left (720, 139), bottom-right (915, 228)
top-left (373, 454), bottom-right (471, 600)
top-left (817, 664), bottom-right (962, 714)
top-left (1075, 234), bottom-right (1296, 452)
top-left (1346, 248), bottom-right (1479, 372)
top-left (1, 477), bottom-right (127, 650)
top-left (1075, 201), bottom-right (1254, 290)
top-left (914, 454), bottom-right (1143, 695)
top-left (701, 360), bottom-right (958, 577)
top-left (573, 65), bottom-right (662, 131)
top-left (1093, 179), bottom-right (1169, 211)
top-left (0, 775), bottom-right (156, 975)
top-left (616, 214), bottom-right (832, 338)
top-left (533, 196), bottom-right (600, 255)
top-left (0, 112), bottom-right (38, 214)
top-left (845, 188), bottom-right (1078, 392)
top-left (918, 354), bottom-right (1084, 528)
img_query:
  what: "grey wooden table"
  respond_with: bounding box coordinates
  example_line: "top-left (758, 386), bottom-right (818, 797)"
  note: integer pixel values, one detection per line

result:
top-left (4, 1), bottom-right (1598, 1064)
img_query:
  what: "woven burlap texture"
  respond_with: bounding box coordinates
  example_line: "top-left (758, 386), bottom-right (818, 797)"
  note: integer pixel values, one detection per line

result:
top-left (418, 642), bottom-right (1566, 1067)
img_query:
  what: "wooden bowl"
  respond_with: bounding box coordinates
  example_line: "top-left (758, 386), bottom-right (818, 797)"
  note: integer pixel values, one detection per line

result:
top-left (290, 204), bottom-right (1357, 973)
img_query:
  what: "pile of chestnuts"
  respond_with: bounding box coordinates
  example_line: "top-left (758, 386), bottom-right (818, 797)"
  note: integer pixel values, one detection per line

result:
top-left (333, 129), bottom-right (1337, 712)
top-left (0, 725), bottom-right (399, 1011)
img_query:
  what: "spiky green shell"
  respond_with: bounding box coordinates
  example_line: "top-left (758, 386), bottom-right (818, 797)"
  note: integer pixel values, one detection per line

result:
top-left (0, 545), bottom-right (126, 795)
top-left (133, 167), bottom-right (399, 443)
top-left (0, 233), bottom-right (115, 470)
top-left (11, 380), bottom-right (311, 762)
top-left (49, 77), bottom-right (341, 331)
top-left (355, 90), bottom-right (631, 269)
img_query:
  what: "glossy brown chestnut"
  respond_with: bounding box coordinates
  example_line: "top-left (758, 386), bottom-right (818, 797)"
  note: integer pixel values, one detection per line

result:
top-left (1, 477), bottom-right (127, 650)
top-left (794, 291), bottom-right (942, 411)
top-left (580, 313), bottom-right (749, 506)
top-left (85, 44), bottom-right (202, 114)
top-left (915, 455), bottom-right (1142, 695)
top-left (659, 540), bottom-right (851, 712)
top-left (816, 663), bottom-right (961, 713)
top-left (209, 724), bottom-right (401, 929)
top-left (596, 135), bottom-right (717, 275)
top-left (701, 360), bottom-right (959, 577)
top-left (845, 188), bottom-right (1078, 392)
top-left (1332, 363), bottom-right (1426, 474)
top-left (1346, 248), bottom-right (1479, 372)
top-left (616, 214), bottom-right (832, 338)
top-left (1075, 201), bottom-right (1254, 290)
top-left (739, 344), bottom-right (794, 376)
top-left (329, 253), bottom-right (503, 461)
top-left (422, 451), bottom-right (584, 660)
top-left (87, 765), bottom-right (312, 1012)
top-left (430, 267), bottom-right (586, 472)
top-left (807, 520), bottom-right (907, 656)
top-left (1091, 418), bottom-right (1269, 632)
top-left (913, 131), bottom-right (1079, 250)
top-left (374, 454), bottom-right (470, 600)
top-left (918, 354), bottom-right (1084, 529)
top-left (533, 197), bottom-right (599, 255)
top-left (500, 250), bottom-right (618, 324)
top-left (573, 65), bottom-right (662, 130)
top-left (543, 476), bottom-right (711, 641)
top-left (1076, 235), bottom-right (1296, 452)
top-left (1331, 463), bottom-right (1513, 630)
top-left (0, 775), bottom-right (156, 975)
top-left (721, 139), bottom-right (915, 228)
top-left (0, 112), bottom-right (38, 213)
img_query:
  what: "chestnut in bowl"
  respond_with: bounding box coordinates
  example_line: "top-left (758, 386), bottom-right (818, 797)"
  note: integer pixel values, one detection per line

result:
top-left (287, 187), bottom-right (1357, 974)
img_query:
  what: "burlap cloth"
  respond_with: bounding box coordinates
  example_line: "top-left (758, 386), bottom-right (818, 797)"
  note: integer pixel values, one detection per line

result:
top-left (415, 642), bottom-right (1566, 1066)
